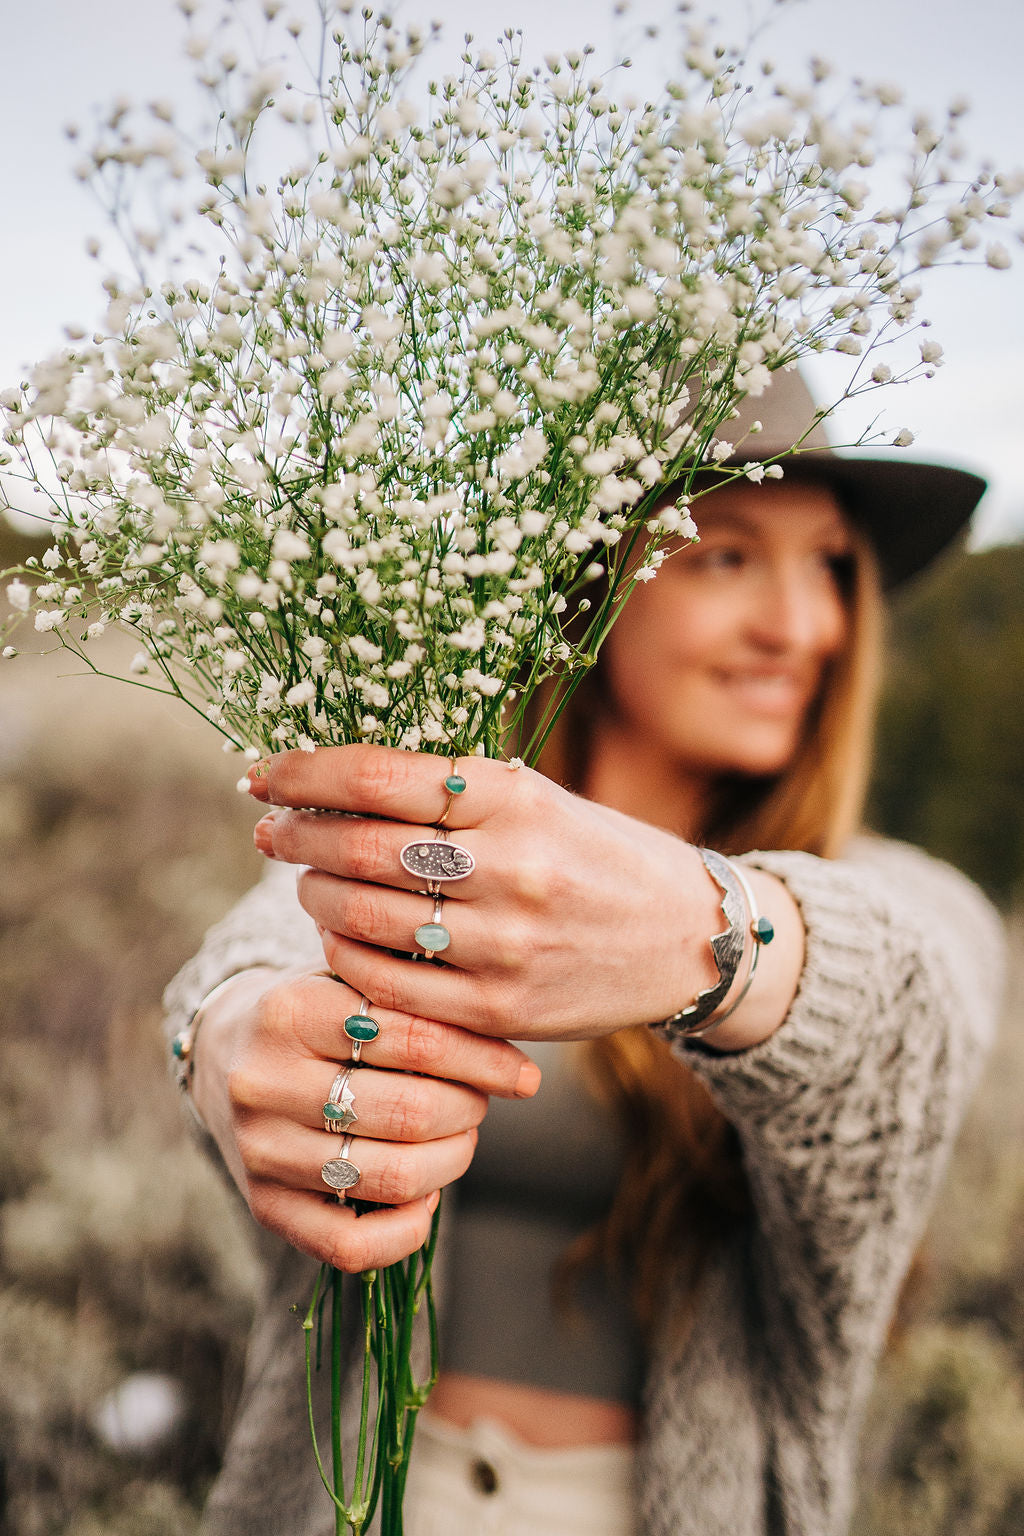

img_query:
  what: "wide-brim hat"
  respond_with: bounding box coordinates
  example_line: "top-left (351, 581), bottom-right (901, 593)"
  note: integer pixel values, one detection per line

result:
top-left (700, 369), bottom-right (986, 590)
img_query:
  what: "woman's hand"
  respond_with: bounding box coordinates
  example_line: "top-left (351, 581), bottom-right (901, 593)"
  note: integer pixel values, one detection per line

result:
top-left (246, 745), bottom-right (735, 1043)
top-left (190, 965), bottom-right (541, 1272)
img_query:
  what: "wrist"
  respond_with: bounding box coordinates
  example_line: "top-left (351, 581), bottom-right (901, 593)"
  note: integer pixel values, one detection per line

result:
top-left (174, 967), bottom-right (284, 1129)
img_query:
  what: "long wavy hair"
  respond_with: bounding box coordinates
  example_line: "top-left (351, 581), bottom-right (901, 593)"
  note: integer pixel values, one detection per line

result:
top-left (536, 520), bottom-right (884, 1332)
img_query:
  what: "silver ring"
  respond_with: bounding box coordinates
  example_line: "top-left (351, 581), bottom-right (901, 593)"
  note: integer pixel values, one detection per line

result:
top-left (323, 1065), bottom-right (357, 1133)
top-left (343, 997), bottom-right (380, 1062)
top-left (321, 1134), bottom-right (361, 1196)
top-left (399, 827), bottom-right (475, 885)
top-left (414, 894), bottom-right (450, 960)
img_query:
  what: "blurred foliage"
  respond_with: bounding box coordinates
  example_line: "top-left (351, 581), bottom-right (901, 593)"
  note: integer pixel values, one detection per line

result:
top-left (0, 526), bottom-right (1022, 1532)
top-left (870, 540), bottom-right (1024, 905)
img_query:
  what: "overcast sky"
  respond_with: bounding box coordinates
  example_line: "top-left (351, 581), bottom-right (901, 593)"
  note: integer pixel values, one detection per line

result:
top-left (2, 0), bottom-right (1022, 543)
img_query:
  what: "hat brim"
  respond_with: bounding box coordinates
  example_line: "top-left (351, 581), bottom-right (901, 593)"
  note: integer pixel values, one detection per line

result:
top-left (742, 452), bottom-right (987, 590)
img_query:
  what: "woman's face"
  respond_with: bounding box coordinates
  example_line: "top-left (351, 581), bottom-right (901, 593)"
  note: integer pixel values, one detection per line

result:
top-left (600, 479), bottom-right (853, 780)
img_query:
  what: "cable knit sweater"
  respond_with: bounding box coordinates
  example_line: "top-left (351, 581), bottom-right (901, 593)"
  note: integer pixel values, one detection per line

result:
top-left (163, 836), bottom-right (1004, 1536)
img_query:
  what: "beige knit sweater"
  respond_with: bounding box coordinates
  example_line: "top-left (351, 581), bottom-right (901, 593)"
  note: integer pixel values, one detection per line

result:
top-left (163, 836), bottom-right (1004, 1536)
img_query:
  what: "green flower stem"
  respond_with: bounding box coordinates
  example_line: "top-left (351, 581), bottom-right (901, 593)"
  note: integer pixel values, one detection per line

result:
top-left (331, 1267), bottom-right (346, 1535)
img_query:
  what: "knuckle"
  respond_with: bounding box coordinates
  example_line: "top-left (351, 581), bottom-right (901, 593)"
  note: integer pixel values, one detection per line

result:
top-left (347, 819), bottom-right (395, 881)
top-left (226, 1060), bottom-right (264, 1114)
top-left (400, 1012), bottom-right (447, 1073)
top-left (366, 969), bottom-right (405, 1015)
top-left (489, 915), bottom-right (535, 973)
top-left (386, 1078), bottom-right (434, 1142)
top-left (507, 845), bottom-right (561, 912)
top-left (340, 883), bottom-right (390, 943)
top-left (477, 979), bottom-right (528, 1038)
top-left (245, 1178), bottom-right (275, 1228)
top-left (373, 1147), bottom-right (416, 1206)
top-left (346, 745), bottom-right (409, 806)
top-left (234, 1122), bottom-right (273, 1178)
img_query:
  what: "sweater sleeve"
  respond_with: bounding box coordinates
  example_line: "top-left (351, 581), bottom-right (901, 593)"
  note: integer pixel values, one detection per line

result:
top-left (162, 860), bottom-right (326, 1046)
top-left (677, 837), bottom-right (1004, 1518)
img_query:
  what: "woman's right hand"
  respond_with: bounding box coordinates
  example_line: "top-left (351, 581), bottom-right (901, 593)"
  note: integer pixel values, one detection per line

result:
top-left (190, 966), bottom-right (541, 1273)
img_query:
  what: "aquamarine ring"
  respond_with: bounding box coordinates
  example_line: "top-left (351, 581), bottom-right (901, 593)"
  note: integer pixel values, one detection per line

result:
top-left (415, 894), bottom-right (450, 960)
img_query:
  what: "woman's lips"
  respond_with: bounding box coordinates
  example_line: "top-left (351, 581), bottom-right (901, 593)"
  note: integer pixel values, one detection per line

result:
top-left (710, 667), bottom-right (816, 716)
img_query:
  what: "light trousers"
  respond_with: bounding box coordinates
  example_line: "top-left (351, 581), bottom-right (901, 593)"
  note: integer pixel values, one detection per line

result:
top-left (403, 1412), bottom-right (638, 1536)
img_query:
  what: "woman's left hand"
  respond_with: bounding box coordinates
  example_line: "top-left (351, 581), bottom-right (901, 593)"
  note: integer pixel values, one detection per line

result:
top-left (247, 744), bottom-right (725, 1043)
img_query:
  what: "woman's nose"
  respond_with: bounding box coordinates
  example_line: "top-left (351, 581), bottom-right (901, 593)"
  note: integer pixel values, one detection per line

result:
top-left (748, 566), bottom-right (844, 656)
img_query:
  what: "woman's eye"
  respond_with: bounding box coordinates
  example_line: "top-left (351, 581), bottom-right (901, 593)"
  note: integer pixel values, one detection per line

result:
top-left (699, 546), bottom-right (745, 571)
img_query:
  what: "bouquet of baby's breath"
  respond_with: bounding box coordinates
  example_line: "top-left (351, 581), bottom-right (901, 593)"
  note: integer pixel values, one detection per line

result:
top-left (1, 2), bottom-right (1019, 1529)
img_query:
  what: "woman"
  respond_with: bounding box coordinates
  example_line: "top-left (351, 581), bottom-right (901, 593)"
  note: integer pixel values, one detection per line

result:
top-left (165, 372), bottom-right (1004, 1536)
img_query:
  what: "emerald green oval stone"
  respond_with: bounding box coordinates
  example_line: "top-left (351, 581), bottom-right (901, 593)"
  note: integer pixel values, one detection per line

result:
top-left (323, 1102), bottom-right (349, 1121)
top-left (415, 922), bottom-right (451, 952)
top-left (344, 1014), bottom-right (380, 1043)
top-left (444, 774), bottom-right (467, 794)
top-left (752, 916), bottom-right (775, 945)
top-left (171, 1033), bottom-right (188, 1060)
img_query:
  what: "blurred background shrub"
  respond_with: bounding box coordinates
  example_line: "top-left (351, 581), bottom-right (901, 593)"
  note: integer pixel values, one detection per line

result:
top-left (1, 521), bottom-right (1022, 1534)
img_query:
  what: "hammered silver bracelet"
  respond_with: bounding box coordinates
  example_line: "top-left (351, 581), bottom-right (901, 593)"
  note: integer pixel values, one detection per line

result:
top-left (653, 849), bottom-right (774, 1042)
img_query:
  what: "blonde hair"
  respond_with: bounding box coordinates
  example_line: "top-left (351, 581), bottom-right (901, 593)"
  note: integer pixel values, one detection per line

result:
top-left (539, 527), bottom-right (884, 1331)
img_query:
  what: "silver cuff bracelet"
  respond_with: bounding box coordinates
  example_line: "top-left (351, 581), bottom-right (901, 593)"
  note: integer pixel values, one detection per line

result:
top-left (652, 849), bottom-right (749, 1041)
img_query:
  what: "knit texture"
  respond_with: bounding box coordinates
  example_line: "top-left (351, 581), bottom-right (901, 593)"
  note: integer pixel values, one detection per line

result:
top-left (163, 838), bottom-right (1004, 1536)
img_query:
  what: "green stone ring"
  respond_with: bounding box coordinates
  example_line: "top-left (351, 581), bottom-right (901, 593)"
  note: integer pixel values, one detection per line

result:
top-left (343, 999), bottom-right (379, 1060)
top-left (752, 915), bottom-right (775, 945)
top-left (437, 760), bottom-right (467, 828)
top-left (416, 894), bottom-right (450, 959)
top-left (323, 1065), bottom-right (357, 1133)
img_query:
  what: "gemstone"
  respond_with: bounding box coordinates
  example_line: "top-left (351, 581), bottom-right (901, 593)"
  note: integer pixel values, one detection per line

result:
top-left (400, 839), bottom-right (475, 882)
top-left (344, 1014), bottom-right (380, 1043)
top-left (171, 1032), bottom-right (189, 1060)
top-left (444, 774), bottom-right (467, 794)
top-left (323, 1101), bottom-right (352, 1122)
top-left (752, 916), bottom-right (775, 945)
top-left (321, 1157), bottom-right (361, 1191)
top-left (415, 921), bottom-right (451, 952)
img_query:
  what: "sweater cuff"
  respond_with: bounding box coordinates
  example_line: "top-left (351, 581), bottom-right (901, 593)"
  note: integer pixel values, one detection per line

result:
top-left (678, 850), bottom-right (890, 1119)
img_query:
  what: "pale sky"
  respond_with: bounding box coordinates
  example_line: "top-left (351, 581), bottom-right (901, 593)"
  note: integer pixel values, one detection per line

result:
top-left (2, 0), bottom-right (1022, 543)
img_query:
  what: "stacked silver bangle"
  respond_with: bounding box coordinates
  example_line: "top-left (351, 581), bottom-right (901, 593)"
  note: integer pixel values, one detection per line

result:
top-left (654, 849), bottom-right (775, 1042)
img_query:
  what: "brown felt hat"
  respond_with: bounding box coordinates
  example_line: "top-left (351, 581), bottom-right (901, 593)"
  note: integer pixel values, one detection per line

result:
top-left (709, 369), bottom-right (986, 590)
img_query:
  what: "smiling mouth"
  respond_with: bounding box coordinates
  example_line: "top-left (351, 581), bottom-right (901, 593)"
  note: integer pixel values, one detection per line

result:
top-left (714, 670), bottom-right (815, 713)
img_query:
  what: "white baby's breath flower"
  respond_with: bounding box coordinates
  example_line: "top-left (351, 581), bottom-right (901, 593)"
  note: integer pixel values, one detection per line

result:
top-left (893, 428), bottom-right (915, 448)
top-left (34, 609), bottom-right (67, 632)
top-left (5, 580), bottom-right (31, 612)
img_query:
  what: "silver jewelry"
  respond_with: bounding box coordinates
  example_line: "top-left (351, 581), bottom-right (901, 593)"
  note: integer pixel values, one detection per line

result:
top-left (706, 859), bottom-right (774, 1028)
top-left (399, 827), bottom-right (475, 884)
top-left (170, 974), bottom-right (248, 1133)
top-left (414, 893), bottom-right (450, 960)
top-left (321, 1134), bottom-right (362, 1195)
top-left (323, 1066), bottom-right (357, 1133)
top-left (343, 998), bottom-right (380, 1062)
top-left (654, 850), bottom-right (749, 1041)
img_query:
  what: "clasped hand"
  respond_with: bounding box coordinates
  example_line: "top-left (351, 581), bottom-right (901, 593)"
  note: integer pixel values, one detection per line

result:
top-left (248, 743), bottom-right (720, 1040)
top-left (191, 744), bottom-right (728, 1271)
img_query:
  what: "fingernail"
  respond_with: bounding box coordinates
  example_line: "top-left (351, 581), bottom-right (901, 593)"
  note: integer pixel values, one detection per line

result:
top-left (247, 760), bottom-right (272, 800)
top-left (515, 1060), bottom-right (542, 1098)
top-left (253, 813), bottom-right (277, 857)
top-left (426, 1190), bottom-right (441, 1214)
